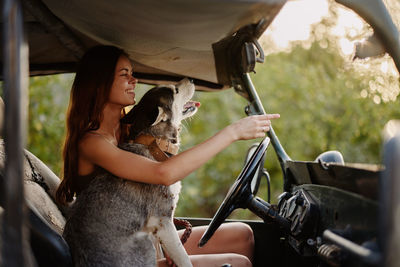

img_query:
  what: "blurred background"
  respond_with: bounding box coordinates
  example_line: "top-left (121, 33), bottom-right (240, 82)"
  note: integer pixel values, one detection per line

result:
top-left (8, 0), bottom-right (400, 219)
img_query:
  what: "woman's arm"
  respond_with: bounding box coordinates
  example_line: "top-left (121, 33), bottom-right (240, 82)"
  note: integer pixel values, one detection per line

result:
top-left (80, 114), bottom-right (279, 185)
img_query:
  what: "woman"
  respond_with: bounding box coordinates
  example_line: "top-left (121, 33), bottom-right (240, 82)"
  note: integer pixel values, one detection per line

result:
top-left (56, 45), bottom-right (279, 267)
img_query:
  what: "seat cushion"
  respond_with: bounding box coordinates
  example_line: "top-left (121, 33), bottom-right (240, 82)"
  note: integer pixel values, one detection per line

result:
top-left (0, 140), bottom-right (66, 234)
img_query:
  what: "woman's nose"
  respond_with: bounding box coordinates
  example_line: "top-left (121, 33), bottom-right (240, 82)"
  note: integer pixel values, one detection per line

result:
top-left (129, 75), bottom-right (137, 84)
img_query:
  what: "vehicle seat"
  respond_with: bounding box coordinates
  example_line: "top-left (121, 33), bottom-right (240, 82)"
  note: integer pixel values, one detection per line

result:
top-left (0, 97), bottom-right (72, 266)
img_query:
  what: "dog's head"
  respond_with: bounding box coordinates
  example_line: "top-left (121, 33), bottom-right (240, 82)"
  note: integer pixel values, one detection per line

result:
top-left (120, 78), bottom-right (199, 143)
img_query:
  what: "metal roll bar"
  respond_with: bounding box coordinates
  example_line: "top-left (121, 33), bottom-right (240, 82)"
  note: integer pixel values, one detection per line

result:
top-left (239, 73), bottom-right (291, 182)
top-left (2, 0), bottom-right (33, 266)
top-left (335, 0), bottom-right (400, 73)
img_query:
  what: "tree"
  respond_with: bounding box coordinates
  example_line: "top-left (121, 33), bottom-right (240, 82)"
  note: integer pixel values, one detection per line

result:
top-left (27, 74), bottom-right (73, 176)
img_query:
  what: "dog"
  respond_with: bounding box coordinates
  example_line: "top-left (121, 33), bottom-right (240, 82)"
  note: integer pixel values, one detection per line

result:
top-left (63, 78), bottom-right (199, 267)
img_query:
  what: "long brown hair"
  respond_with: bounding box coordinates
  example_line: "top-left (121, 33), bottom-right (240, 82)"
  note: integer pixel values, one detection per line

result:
top-left (56, 45), bottom-right (127, 205)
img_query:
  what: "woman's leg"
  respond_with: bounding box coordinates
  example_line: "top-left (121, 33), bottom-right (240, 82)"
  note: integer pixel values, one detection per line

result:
top-left (158, 253), bottom-right (251, 267)
top-left (158, 222), bottom-right (254, 267)
top-left (180, 222), bottom-right (254, 262)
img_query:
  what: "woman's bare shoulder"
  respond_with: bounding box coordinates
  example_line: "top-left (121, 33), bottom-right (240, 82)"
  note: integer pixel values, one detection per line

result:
top-left (79, 132), bottom-right (117, 157)
top-left (80, 131), bottom-right (104, 146)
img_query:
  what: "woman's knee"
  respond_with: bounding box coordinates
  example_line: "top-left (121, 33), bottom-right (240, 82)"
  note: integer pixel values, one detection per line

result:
top-left (228, 222), bottom-right (254, 262)
top-left (231, 222), bottom-right (254, 247)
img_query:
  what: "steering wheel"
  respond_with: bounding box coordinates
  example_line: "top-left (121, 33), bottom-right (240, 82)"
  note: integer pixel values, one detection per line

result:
top-left (198, 137), bottom-right (270, 247)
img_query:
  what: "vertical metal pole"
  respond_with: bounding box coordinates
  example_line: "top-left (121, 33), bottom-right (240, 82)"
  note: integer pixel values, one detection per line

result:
top-left (380, 129), bottom-right (400, 267)
top-left (241, 73), bottom-right (290, 168)
top-left (2, 0), bottom-right (32, 266)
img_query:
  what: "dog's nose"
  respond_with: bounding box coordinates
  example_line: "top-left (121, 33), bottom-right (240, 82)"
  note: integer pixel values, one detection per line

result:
top-left (189, 78), bottom-right (194, 84)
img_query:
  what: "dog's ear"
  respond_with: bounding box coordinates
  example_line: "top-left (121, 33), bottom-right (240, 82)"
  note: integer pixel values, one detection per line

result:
top-left (151, 106), bottom-right (168, 126)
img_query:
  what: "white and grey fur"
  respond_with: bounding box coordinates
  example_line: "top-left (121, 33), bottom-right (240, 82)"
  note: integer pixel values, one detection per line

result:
top-left (63, 78), bottom-right (197, 267)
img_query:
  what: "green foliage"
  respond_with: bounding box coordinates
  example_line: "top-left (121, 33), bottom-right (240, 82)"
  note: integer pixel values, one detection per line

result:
top-left (27, 74), bottom-right (73, 176)
top-left (253, 42), bottom-right (400, 166)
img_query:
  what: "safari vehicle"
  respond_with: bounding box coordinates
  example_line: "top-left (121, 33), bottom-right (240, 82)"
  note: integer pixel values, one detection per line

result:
top-left (1, 0), bottom-right (400, 266)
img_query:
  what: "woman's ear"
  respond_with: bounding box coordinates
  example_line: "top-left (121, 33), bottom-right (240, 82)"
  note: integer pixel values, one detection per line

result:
top-left (151, 106), bottom-right (168, 126)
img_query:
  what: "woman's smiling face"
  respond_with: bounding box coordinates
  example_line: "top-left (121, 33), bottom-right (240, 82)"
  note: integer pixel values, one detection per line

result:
top-left (108, 55), bottom-right (137, 107)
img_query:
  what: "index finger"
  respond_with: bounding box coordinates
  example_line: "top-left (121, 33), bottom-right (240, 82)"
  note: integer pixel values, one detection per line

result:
top-left (266, 113), bottom-right (280, 120)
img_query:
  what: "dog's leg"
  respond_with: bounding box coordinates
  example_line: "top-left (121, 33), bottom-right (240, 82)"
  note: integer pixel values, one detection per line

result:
top-left (147, 216), bottom-right (192, 267)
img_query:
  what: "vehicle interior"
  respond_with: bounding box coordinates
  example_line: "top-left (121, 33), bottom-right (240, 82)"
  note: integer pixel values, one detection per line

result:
top-left (1, 0), bottom-right (400, 266)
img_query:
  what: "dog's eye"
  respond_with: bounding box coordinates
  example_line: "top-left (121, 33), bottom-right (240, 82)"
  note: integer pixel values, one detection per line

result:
top-left (175, 87), bottom-right (179, 94)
